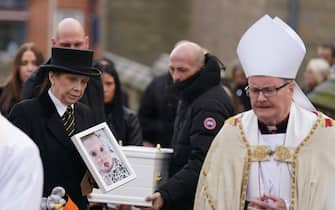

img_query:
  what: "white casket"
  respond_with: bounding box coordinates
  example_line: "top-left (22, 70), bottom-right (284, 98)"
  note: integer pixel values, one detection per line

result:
top-left (88, 146), bottom-right (173, 207)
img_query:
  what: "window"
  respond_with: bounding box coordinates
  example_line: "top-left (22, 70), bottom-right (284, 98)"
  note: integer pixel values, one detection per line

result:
top-left (0, 0), bottom-right (26, 9)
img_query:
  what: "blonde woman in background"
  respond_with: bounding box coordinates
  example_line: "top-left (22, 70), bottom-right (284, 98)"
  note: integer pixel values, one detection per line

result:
top-left (303, 58), bottom-right (330, 94)
top-left (0, 42), bottom-right (44, 117)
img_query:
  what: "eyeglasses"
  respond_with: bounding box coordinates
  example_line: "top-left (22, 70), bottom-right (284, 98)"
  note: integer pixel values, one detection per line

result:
top-left (245, 81), bottom-right (291, 98)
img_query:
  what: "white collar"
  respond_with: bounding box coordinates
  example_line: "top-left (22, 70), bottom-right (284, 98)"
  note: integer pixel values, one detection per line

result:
top-left (241, 102), bottom-right (317, 147)
top-left (48, 89), bottom-right (74, 117)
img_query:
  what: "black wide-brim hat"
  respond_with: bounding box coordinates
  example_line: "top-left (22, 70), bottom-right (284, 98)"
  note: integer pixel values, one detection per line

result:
top-left (40, 47), bottom-right (101, 77)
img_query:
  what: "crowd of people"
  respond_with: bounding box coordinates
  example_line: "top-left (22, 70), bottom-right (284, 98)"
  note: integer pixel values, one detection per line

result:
top-left (1, 14), bottom-right (335, 210)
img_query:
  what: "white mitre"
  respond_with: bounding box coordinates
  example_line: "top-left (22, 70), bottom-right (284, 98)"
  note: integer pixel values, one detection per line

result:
top-left (237, 14), bottom-right (315, 111)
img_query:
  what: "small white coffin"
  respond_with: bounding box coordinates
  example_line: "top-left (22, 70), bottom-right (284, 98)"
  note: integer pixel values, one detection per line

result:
top-left (88, 146), bottom-right (173, 207)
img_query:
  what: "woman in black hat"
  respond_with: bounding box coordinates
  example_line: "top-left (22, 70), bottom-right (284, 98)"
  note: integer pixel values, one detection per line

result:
top-left (9, 47), bottom-right (100, 210)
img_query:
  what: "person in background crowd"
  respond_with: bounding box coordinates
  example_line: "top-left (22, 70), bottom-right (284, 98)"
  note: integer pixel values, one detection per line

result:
top-left (0, 113), bottom-right (43, 210)
top-left (303, 58), bottom-right (330, 94)
top-left (95, 57), bottom-right (129, 107)
top-left (9, 47), bottom-right (100, 210)
top-left (317, 43), bottom-right (335, 72)
top-left (230, 63), bottom-right (251, 112)
top-left (98, 62), bottom-right (142, 146)
top-left (143, 41), bottom-right (234, 210)
top-left (138, 72), bottom-right (178, 147)
top-left (194, 14), bottom-right (335, 210)
top-left (0, 42), bottom-right (44, 117)
top-left (21, 17), bottom-right (105, 124)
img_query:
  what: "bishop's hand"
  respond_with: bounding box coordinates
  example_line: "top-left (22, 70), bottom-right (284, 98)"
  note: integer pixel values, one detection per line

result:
top-left (248, 193), bottom-right (287, 210)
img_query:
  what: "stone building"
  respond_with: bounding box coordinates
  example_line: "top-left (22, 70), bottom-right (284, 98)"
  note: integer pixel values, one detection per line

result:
top-left (102, 0), bottom-right (335, 74)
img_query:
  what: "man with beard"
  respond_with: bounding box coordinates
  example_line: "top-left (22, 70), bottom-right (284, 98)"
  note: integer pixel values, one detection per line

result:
top-left (143, 41), bottom-right (234, 210)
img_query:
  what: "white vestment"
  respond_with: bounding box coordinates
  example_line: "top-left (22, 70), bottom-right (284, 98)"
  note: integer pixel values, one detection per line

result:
top-left (194, 102), bottom-right (335, 210)
top-left (0, 114), bottom-right (43, 210)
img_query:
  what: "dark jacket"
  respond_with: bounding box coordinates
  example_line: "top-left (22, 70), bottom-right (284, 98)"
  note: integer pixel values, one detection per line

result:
top-left (157, 54), bottom-right (235, 210)
top-left (106, 107), bottom-right (143, 146)
top-left (21, 61), bottom-right (105, 124)
top-left (138, 73), bottom-right (178, 147)
top-left (9, 92), bottom-right (95, 210)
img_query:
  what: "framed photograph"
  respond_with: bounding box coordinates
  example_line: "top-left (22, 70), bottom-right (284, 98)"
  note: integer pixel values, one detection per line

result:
top-left (71, 122), bottom-right (136, 192)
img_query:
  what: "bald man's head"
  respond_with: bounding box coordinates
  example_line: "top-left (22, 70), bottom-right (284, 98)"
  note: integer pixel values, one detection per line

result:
top-left (51, 18), bottom-right (89, 49)
top-left (169, 41), bottom-right (205, 82)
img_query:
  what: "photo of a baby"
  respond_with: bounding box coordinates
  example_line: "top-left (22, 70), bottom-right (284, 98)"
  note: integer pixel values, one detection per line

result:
top-left (72, 123), bottom-right (136, 191)
top-left (82, 133), bottom-right (130, 186)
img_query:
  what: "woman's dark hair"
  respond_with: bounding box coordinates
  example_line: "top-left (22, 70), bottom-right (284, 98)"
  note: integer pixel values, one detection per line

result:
top-left (98, 62), bottom-right (126, 141)
top-left (95, 57), bottom-right (114, 66)
top-left (100, 62), bottom-right (123, 108)
top-left (0, 42), bottom-right (44, 115)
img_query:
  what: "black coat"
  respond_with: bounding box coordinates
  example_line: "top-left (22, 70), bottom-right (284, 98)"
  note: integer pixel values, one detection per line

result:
top-left (157, 54), bottom-right (235, 210)
top-left (21, 61), bottom-right (105, 124)
top-left (9, 92), bottom-right (95, 210)
top-left (106, 107), bottom-right (143, 146)
top-left (138, 73), bottom-right (178, 147)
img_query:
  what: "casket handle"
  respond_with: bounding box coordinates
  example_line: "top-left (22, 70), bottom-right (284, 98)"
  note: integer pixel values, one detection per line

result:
top-left (155, 173), bottom-right (162, 182)
top-left (118, 140), bottom-right (123, 146)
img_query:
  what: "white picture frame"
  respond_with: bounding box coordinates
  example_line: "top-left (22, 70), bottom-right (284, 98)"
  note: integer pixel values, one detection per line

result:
top-left (71, 122), bottom-right (136, 192)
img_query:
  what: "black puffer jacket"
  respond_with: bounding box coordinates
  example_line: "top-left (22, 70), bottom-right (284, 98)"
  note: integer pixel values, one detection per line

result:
top-left (157, 54), bottom-right (235, 210)
top-left (138, 73), bottom-right (178, 147)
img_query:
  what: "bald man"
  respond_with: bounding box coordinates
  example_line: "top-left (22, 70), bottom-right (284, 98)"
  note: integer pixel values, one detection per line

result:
top-left (143, 42), bottom-right (234, 210)
top-left (21, 18), bottom-right (105, 123)
top-left (51, 18), bottom-right (89, 49)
